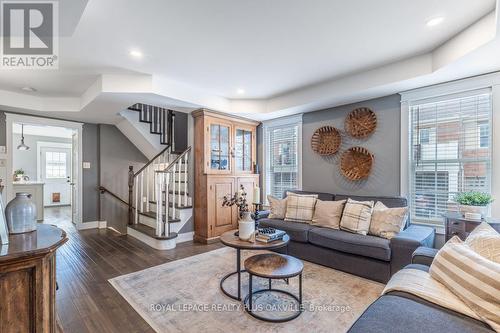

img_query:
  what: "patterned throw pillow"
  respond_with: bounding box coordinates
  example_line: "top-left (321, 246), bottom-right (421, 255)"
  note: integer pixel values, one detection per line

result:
top-left (339, 198), bottom-right (374, 235)
top-left (311, 199), bottom-right (346, 229)
top-left (465, 222), bottom-right (500, 263)
top-left (368, 202), bottom-right (408, 239)
top-left (267, 195), bottom-right (287, 219)
top-left (284, 192), bottom-right (318, 223)
top-left (430, 237), bottom-right (500, 332)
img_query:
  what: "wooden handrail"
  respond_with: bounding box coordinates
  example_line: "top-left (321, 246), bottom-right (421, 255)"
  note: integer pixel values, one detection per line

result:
top-left (133, 145), bottom-right (170, 177)
top-left (98, 186), bottom-right (134, 208)
top-left (156, 146), bottom-right (191, 173)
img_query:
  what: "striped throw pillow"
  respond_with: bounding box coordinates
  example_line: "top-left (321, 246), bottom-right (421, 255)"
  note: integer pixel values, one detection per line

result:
top-left (284, 192), bottom-right (318, 223)
top-left (465, 222), bottom-right (500, 263)
top-left (429, 236), bottom-right (500, 332)
top-left (339, 198), bottom-right (374, 235)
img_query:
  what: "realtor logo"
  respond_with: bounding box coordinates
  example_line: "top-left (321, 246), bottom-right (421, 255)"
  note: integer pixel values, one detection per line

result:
top-left (1, 1), bottom-right (58, 69)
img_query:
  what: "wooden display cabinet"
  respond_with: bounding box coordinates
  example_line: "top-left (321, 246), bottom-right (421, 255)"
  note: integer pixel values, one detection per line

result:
top-left (193, 109), bottom-right (260, 243)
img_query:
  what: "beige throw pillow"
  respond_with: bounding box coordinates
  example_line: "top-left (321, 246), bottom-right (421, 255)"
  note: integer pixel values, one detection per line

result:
top-left (465, 222), bottom-right (500, 263)
top-left (430, 237), bottom-right (500, 332)
top-left (369, 202), bottom-right (408, 239)
top-left (284, 192), bottom-right (318, 223)
top-left (267, 195), bottom-right (287, 219)
top-left (340, 198), bottom-right (374, 235)
top-left (311, 199), bottom-right (346, 229)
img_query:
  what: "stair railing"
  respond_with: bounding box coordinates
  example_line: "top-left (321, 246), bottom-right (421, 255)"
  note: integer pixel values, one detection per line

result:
top-left (127, 109), bottom-right (174, 226)
top-left (154, 146), bottom-right (191, 237)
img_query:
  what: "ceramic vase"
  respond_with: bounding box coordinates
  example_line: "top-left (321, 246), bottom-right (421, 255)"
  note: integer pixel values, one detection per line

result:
top-left (238, 211), bottom-right (255, 241)
top-left (5, 193), bottom-right (37, 234)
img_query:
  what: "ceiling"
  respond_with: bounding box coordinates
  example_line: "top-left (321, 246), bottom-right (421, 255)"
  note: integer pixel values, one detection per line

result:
top-left (0, 0), bottom-right (498, 123)
top-left (12, 123), bottom-right (75, 139)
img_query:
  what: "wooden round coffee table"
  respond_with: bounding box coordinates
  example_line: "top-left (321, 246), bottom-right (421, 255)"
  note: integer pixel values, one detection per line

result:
top-left (219, 230), bottom-right (290, 301)
top-left (244, 253), bottom-right (304, 322)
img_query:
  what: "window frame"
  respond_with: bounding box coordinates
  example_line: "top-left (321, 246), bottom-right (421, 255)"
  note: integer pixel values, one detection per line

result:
top-left (262, 114), bottom-right (303, 202)
top-left (400, 75), bottom-right (499, 230)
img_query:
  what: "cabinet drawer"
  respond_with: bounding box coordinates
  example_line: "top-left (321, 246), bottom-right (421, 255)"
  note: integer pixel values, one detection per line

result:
top-left (448, 220), bottom-right (466, 232)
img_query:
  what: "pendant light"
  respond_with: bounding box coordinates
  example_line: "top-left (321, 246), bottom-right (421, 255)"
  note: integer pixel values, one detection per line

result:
top-left (17, 124), bottom-right (30, 151)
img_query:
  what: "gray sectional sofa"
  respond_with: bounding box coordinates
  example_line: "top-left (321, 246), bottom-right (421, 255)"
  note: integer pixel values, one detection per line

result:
top-left (259, 191), bottom-right (435, 283)
top-left (347, 247), bottom-right (494, 332)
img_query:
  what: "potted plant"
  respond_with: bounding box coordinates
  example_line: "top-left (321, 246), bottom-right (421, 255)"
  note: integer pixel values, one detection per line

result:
top-left (222, 185), bottom-right (255, 241)
top-left (455, 191), bottom-right (493, 219)
top-left (13, 169), bottom-right (25, 181)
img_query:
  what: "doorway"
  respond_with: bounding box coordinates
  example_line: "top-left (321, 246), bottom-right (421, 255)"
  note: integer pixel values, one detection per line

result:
top-left (5, 114), bottom-right (83, 227)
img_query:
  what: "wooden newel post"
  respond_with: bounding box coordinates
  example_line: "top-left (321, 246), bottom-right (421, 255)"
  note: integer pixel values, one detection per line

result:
top-left (128, 166), bottom-right (134, 225)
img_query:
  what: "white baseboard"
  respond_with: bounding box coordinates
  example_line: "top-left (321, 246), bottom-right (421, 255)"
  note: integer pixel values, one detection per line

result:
top-left (77, 220), bottom-right (107, 230)
top-left (176, 231), bottom-right (194, 243)
top-left (127, 226), bottom-right (177, 250)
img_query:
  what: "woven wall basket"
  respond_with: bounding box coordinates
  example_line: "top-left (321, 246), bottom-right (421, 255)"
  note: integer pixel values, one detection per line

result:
top-left (345, 107), bottom-right (377, 138)
top-left (340, 146), bottom-right (374, 180)
top-left (311, 126), bottom-right (341, 155)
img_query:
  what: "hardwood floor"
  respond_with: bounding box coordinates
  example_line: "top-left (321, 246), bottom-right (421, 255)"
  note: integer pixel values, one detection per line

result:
top-left (43, 207), bottom-right (223, 332)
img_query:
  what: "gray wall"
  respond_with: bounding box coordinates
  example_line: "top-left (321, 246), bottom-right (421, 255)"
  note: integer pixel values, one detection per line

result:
top-left (82, 124), bottom-right (99, 222)
top-left (0, 112), bottom-right (5, 146)
top-left (99, 124), bottom-right (148, 233)
top-left (302, 94), bottom-right (401, 196)
top-left (12, 134), bottom-right (71, 179)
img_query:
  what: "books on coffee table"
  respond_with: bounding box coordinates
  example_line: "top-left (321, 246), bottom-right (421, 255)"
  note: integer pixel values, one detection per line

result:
top-left (255, 228), bottom-right (286, 243)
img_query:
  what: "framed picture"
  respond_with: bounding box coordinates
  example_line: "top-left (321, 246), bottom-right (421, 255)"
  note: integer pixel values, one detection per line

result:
top-left (0, 193), bottom-right (9, 245)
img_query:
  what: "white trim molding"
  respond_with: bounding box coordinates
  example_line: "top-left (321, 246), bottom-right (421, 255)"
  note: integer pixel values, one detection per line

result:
top-left (76, 220), bottom-right (107, 230)
top-left (262, 114), bottom-right (303, 200)
top-left (5, 113), bottom-right (85, 228)
top-left (400, 72), bottom-right (500, 221)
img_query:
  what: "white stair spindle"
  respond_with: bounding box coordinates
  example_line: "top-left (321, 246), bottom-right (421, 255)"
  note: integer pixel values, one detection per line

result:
top-left (172, 165), bottom-right (176, 219)
top-left (165, 172), bottom-right (170, 235)
top-left (146, 165), bottom-right (150, 212)
top-left (134, 180), bottom-right (138, 224)
top-left (183, 154), bottom-right (188, 206)
top-left (177, 161), bottom-right (182, 206)
top-left (155, 172), bottom-right (163, 237)
top-left (140, 172), bottom-right (144, 213)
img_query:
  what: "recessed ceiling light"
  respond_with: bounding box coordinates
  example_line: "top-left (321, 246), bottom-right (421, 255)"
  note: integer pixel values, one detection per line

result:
top-left (426, 16), bottom-right (444, 27)
top-left (21, 86), bottom-right (37, 92)
top-left (236, 88), bottom-right (245, 95)
top-left (129, 49), bottom-right (143, 58)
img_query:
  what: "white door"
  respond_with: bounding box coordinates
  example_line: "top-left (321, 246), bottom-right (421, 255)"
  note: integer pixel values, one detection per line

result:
top-left (40, 147), bottom-right (72, 206)
top-left (71, 133), bottom-right (79, 224)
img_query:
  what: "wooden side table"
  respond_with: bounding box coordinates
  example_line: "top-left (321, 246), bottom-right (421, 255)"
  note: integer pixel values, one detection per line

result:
top-left (0, 224), bottom-right (67, 332)
top-left (444, 212), bottom-right (500, 242)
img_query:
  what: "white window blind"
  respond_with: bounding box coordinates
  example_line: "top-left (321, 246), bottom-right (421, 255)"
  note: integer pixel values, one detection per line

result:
top-left (264, 119), bottom-right (301, 199)
top-left (409, 91), bottom-right (492, 224)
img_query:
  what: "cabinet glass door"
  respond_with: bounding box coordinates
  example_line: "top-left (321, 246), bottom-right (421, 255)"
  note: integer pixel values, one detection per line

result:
top-left (235, 128), bottom-right (253, 172)
top-left (210, 124), bottom-right (230, 171)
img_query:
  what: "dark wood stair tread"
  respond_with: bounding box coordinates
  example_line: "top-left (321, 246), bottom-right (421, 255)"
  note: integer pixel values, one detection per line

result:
top-left (139, 211), bottom-right (181, 222)
top-left (128, 223), bottom-right (177, 240)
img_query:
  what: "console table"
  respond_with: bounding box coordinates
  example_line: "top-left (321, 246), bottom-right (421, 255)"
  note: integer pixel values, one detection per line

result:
top-left (0, 224), bottom-right (67, 332)
top-left (444, 212), bottom-right (500, 241)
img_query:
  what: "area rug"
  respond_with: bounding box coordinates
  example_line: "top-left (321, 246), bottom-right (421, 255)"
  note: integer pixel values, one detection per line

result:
top-left (109, 247), bottom-right (384, 333)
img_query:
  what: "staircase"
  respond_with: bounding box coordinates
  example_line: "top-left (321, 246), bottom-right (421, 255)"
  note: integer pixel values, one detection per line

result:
top-left (125, 103), bottom-right (193, 250)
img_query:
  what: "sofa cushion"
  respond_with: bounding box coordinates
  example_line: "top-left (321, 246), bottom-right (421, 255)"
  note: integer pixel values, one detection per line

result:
top-left (309, 227), bottom-right (391, 261)
top-left (284, 192), bottom-right (318, 223)
top-left (284, 190), bottom-right (334, 201)
top-left (348, 294), bottom-right (494, 333)
top-left (258, 218), bottom-right (317, 243)
top-left (339, 198), bottom-right (374, 235)
top-left (267, 195), bottom-right (287, 219)
top-left (335, 194), bottom-right (407, 208)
